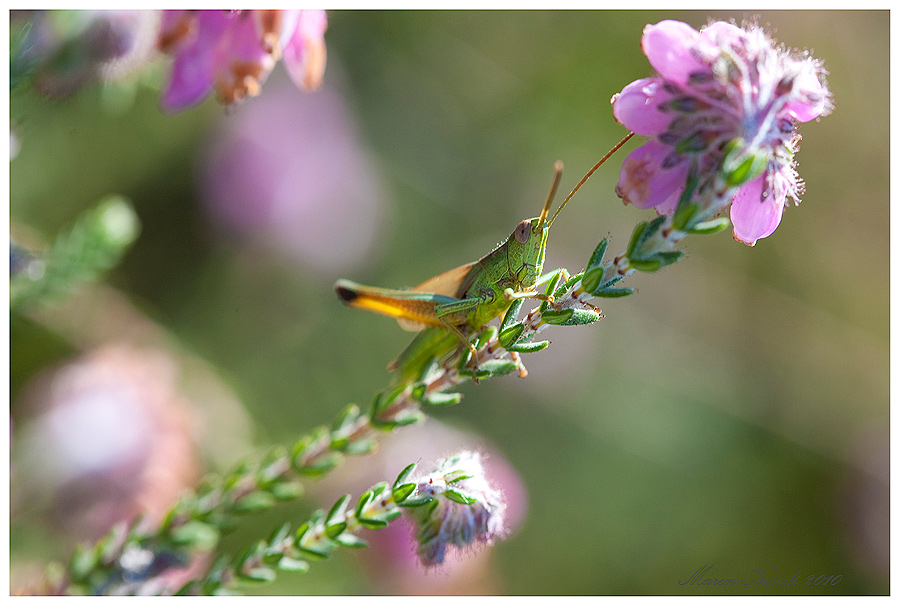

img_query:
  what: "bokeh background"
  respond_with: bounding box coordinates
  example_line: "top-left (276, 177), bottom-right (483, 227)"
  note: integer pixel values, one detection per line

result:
top-left (9, 10), bottom-right (888, 595)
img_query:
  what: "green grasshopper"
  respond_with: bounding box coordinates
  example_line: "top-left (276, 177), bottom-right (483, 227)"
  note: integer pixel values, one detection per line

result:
top-left (335, 134), bottom-right (633, 385)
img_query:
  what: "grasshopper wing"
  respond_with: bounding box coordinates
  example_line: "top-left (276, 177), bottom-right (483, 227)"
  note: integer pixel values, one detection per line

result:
top-left (410, 261), bottom-right (479, 299)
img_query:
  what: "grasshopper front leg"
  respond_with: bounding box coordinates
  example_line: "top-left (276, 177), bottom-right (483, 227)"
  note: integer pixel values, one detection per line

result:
top-left (503, 268), bottom-right (571, 305)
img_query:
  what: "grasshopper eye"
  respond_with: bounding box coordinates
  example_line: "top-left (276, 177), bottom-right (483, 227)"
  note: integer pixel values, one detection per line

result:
top-left (514, 220), bottom-right (531, 244)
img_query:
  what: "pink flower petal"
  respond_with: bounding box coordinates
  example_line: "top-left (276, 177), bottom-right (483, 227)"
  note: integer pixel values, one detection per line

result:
top-left (211, 12), bottom-right (277, 105)
top-left (641, 20), bottom-right (706, 85)
top-left (695, 21), bottom-right (745, 62)
top-left (160, 11), bottom-right (230, 112)
top-left (253, 9), bottom-right (301, 54)
top-left (730, 174), bottom-right (785, 245)
top-left (782, 62), bottom-right (830, 122)
top-left (283, 10), bottom-right (328, 91)
top-left (616, 140), bottom-right (689, 215)
top-left (612, 77), bottom-right (674, 135)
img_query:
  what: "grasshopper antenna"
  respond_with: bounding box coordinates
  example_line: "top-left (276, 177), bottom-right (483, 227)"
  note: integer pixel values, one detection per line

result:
top-left (548, 131), bottom-right (636, 227)
top-left (536, 160), bottom-right (565, 231)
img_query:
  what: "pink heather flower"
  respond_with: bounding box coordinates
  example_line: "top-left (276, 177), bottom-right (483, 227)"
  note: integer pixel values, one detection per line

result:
top-left (612, 20), bottom-right (832, 245)
top-left (12, 346), bottom-right (199, 541)
top-left (404, 451), bottom-right (507, 567)
top-left (157, 9), bottom-right (327, 112)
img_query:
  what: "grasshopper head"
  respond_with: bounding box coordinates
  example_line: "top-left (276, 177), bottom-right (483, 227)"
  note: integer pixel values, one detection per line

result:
top-left (501, 160), bottom-right (563, 288)
top-left (505, 216), bottom-right (549, 289)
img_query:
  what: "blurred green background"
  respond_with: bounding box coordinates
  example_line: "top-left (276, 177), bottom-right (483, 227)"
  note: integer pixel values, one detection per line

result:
top-left (10, 10), bottom-right (888, 595)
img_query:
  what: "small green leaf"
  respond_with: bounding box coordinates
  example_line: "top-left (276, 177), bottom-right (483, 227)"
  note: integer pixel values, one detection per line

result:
top-left (262, 550), bottom-right (284, 566)
top-left (689, 217), bottom-right (731, 234)
top-left (381, 509), bottom-right (402, 523)
top-left (595, 286), bottom-right (634, 298)
top-left (335, 533), bottom-right (368, 549)
top-left (456, 345), bottom-right (474, 371)
top-left (625, 221), bottom-right (647, 257)
top-left (672, 202), bottom-right (698, 231)
top-left (357, 517), bottom-right (389, 530)
top-left (240, 566), bottom-right (277, 584)
top-left (268, 523), bottom-right (292, 547)
top-left (325, 521), bottom-right (348, 539)
top-left (233, 491), bottom-right (277, 513)
top-left (269, 480), bottom-right (304, 501)
top-left (444, 472), bottom-right (473, 485)
top-left (344, 438), bottom-right (376, 456)
top-left (459, 367), bottom-right (491, 381)
top-left (68, 544), bottom-right (97, 582)
top-left (257, 447), bottom-right (288, 484)
top-left (371, 384), bottom-right (407, 417)
top-left (297, 452), bottom-right (342, 477)
top-left (295, 532), bottom-right (334, 560)
top-left (444, 489), bottom-right (477, 505)
top-left (355, 491), bottom-right (374, 517)
top-left (558, 308), bottom-right (601, 326)
top-left (277, 557), bottom-right (310, 573)
top-left (392, 482), bottom-right (417, 503)
top-left (332, 403), bottom-right (361, 434)
top-left (587, 237), bottom-right (609, 272)
top-left (422, 391), bottom-right (463, 406)
top-left (507, 340), bottom-right (550, 353)
top-left (724, 149), bottom-right (767, 186)
top-left (500, 298), bottom-right (524, 333)
top-left (603, 274), bottom-right (624, 288)
top-left (397, 495), bottom-right (434, 508)
top-left (393, 462), bottom-right (417, 489)
top-left (368, 416), bottom-right (394, 430)
top-left (193, 492), bottom-right (221, 517)
top-left (291, 427), bottom-right (329, 467)
top-left (390, 410), bottom-right (426, 427)
top-left (643, 215), bottom-right (667, 241)
top-left (540, 309), bottom-right (574, 325)
top-left (477, 359), bottom-right (518, 376)
top-left (655, 250), bottom-right (684, 268)
top-left (628, 257), bottom-right (662, 272)
top-left (95, 524), bottom-right (126, 564)
top-left (170, 520), bottom-right (220, 551)
top-left (224, 461), bottom-right (252, 491)
top-left (330, 436), bottom-right (350, 451)
top-left (580, 267), bottom-right (604, 294)
top-left (672, 173), bottom-right (699, 225)
top-left (544, 272), bottom-right (563, 297)
top-left (410, 383), bottom-right (427, 401)
top-left (630, 215), bottom-right (667, 258)
top-left (498, 322), bottom-right (525, 349)
top-left (475, 326), bottom-right (498, 348)
top-left (326, 495), bottom-right (351, 526)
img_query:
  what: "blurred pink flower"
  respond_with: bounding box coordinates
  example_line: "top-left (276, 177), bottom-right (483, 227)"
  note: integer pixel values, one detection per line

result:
top-left (157, 9), bottom-right (326, 112)
top-left (200, 80), bottom-right (384, 274)
top-left (612, 20), bottom-right (831, 245)
top-left (12, 346), bottom-right (199, 541)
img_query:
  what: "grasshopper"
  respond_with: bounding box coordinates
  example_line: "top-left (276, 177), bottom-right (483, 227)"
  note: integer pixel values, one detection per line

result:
top-left (335, 134), bottom-right (633, 385)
